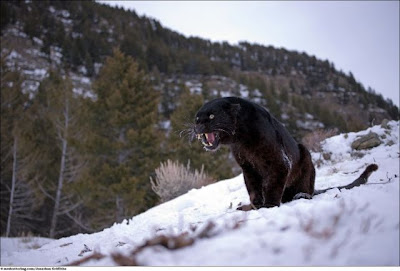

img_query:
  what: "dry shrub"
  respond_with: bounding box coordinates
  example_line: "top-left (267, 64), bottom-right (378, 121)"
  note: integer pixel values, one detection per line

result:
top-left (150, 159), bottom-right (213, 202)
top-left (302, 128), bottom-right (338, 152)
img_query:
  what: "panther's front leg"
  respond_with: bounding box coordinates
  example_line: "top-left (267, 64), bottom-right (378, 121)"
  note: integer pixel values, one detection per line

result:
top-left (237, 163), bottom-right (264, 211)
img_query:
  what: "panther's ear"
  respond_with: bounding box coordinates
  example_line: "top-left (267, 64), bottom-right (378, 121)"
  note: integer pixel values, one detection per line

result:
top-left (230, 103), bottom-right (241, 115)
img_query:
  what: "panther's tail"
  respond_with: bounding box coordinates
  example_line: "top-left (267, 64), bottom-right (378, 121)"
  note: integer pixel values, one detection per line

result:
top-left (314, 164), bottom-right (378, 195)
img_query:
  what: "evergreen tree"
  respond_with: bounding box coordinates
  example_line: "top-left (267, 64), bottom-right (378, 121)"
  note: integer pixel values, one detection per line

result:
top-left (81, 48), bottom-right (161, 229)
top-left (0, 57), bottom-right (35, 236)
top-left (21, 70), bottom-right (87, 238)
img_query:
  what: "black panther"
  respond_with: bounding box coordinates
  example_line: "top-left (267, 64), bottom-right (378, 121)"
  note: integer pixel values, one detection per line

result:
top-left (193, 97), bottom-right (378, 210)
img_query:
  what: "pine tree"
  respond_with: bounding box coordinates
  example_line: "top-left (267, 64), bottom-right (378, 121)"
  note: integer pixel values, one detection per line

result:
top-left (81, 48), bottom-right (161, 229)
top-left (0, 57), bottom-right (33, 236)
top-left (22, 70), bottom-right (87, 238)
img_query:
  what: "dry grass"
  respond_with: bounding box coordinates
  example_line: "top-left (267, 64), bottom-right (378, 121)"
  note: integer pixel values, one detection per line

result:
top-left (302, 129), bottom-right (338, 152)
top-left (150, 159), bottom-right (213, 202)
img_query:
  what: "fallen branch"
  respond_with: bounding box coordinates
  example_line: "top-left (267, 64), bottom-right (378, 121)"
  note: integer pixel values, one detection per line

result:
top-left (69, 219), bottom-right (245, 266)
top-left (69, 252), bottom-right (105, 266)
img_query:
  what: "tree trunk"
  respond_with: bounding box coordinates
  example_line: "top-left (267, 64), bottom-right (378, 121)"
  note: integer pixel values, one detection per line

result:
top-left (49, 98), bottom-right (69, 238)
top-left (49, 137), bottom-right (67, 238)
top-left (6, 136), bottom-right (17, 237)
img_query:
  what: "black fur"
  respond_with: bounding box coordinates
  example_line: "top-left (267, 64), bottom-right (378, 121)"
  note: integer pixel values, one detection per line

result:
top-left (193, 97), bottom-right (378, 210)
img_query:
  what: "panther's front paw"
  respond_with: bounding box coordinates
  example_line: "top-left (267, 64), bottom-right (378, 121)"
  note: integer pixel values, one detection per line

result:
top-left (237, 204), bottom-right (255, 211)
top-left (293, 192), bottom-right (312, 200)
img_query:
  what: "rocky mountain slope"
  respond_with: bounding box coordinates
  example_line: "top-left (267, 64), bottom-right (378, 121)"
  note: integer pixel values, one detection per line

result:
top-left (1, 0), bottom-right (398, 139)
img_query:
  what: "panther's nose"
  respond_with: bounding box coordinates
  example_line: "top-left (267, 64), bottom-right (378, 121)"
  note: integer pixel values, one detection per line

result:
top-left (194, 123), bottom-right (205, 134)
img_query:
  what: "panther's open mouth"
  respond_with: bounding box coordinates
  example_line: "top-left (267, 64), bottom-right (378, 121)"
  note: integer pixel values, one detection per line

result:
top-left (196, 132), bottom-right (220, 151)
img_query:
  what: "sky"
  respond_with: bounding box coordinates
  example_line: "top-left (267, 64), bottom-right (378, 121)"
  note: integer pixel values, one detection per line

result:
top-left (101, 1), bottom-right (399, 107)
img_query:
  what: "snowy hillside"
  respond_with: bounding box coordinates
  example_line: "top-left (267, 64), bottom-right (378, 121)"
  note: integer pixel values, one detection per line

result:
top-left (1, 121), bottom-right (399, 266)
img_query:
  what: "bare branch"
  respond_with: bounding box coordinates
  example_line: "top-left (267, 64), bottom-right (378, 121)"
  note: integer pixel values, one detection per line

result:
top-left (64, 212), bottom-right (94, 232)
top-left (57, 200), bottom-right (83, 215)
top-left (36, 180), bottom-right (55, 201)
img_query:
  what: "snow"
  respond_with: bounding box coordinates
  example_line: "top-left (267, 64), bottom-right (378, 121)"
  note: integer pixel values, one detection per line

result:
top-left (6, 27), bottom-right (29, 39)
top-left (149, 19), bottom-right (157, 31)
top-left (253, 88), bottom-right (262, 97)
top-left (32, 37), bottom-right (43, 46)
top-left (159, 120), bottom-right (171, 130)
top-left (21, 80), bottom-right (40, 94)
top-left (239, 84), bottom-right (249, 98)
top-left (299, 120), bottom-right (325, 130)
top-left (60, 10), bottom-right (70, 18)
top-left (1, 121), bottom-right (399, 266)
top-left (23, 68), bottom-right (47, 80)
top-left (71, 32), bottom-right (83, 39)
top-left (78, 66), bottom-right (87, 75)
top-left (79, 77), bottom-right (91, 85)
top-left (281, 113), bottom-right (290, 120)
top-left (1, 237), bottom-right (53, 254)
top-left (6, 50), bottom-right (21, 60)
top-left (185, 80), bottom-right (202, 94)
top-left (60, 18), bottom-right (73, 26)
top-left (72, 88), bottom-right (96, 100)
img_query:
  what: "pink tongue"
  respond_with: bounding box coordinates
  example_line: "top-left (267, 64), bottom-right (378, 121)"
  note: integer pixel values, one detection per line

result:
top-left (206, 133), bottom-right (215, 144)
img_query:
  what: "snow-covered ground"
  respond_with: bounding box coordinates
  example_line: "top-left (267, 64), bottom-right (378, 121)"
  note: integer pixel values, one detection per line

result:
top-left (1, 121), bottom-right (399, 266)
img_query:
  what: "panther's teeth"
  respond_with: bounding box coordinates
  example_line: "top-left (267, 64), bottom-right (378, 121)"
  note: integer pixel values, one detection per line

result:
top-left (197, 133), bottom-right (213, 147)
top-left (201, 141), bottom-right (212, 147)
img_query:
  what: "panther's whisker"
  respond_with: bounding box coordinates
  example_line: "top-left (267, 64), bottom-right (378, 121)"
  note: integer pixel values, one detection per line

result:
top-left (179, 129), bottom-right (189, 138)
top-left (214, 127), bottom-right (233, 136)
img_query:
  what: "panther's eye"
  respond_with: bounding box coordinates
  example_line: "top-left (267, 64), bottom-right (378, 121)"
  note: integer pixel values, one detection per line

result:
top-left (209, 114), bottom-right (215, 120)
